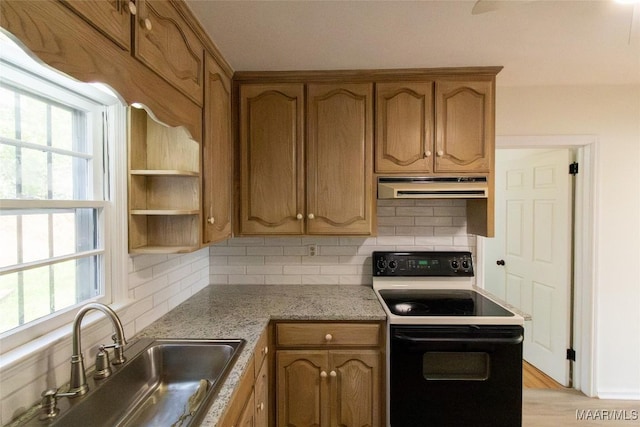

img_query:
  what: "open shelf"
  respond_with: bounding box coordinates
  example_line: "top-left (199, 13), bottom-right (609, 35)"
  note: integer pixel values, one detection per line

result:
top-left (128, 107), bottom-right (201, 253)
top-left (130, 169), bottom-right (200, 177)
top-left (131, 209), bottom-right (200, 215)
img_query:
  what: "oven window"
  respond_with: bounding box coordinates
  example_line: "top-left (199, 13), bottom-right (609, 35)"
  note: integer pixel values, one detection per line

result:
top-left (423, 352), bottom-right (489, 381)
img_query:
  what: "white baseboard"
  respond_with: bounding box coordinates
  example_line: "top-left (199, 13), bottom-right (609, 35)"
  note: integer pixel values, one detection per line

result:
top-left (597, 391), bottom-right (640, 401)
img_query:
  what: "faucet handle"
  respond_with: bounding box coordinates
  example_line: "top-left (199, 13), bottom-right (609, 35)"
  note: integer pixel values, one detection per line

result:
top-left (39, 389), bottom-right (60, 420)
top-left (112, 332), bottom-right (127, 346)
top-left (94, 345), bottom-right (112, 379)
top-left (100, 342), bottom-right (127, 365)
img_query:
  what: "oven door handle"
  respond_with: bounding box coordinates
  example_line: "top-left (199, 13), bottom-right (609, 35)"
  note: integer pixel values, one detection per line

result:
top-left (393, 333), bottom-right (523, 345)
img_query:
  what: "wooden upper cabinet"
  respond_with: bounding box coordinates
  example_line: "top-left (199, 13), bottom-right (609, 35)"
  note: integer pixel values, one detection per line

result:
top-left (134, 0), bottom-right (204, 106)
top-left (202, 55), bottom-right (232, 245)
top-left (435, 80), bottom-right (493, 173)
top-left (60, 0), bottom-right (134, 51)
top-left (375, 81), bottom-right (434, 173)
top-left (239, 84), bottom-right (305, 234)
top-left (307, 83), bottom-right (374, 235)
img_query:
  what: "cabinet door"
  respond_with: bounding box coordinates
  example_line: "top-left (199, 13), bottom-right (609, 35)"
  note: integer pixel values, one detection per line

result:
top-left (435, 80), bottom-right (493, 173)
top-left (202, 55), bottom-right (232, 245)
top-left (134, 0), bottom-right (204, 105)
top-left (239, 84), bottom-right (305, 235)
top-left (61, 0), bottom-right (133, 50)
top-left (307, 83), bottom-right (374, 235)
top-left (236, 390), bottom-right (256, 427)
top-left (254, 357), bottom-right (269, 427)
top-left (375, 81), bottom-right (434, 173)
top-left (277, 350), bottom-right (328, 427)
top-left (330, 350), bottom-right (382, 427)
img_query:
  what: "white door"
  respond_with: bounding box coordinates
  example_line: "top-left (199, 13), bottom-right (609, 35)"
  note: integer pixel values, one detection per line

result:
top-left (484, 148), bottom-right (573, 386)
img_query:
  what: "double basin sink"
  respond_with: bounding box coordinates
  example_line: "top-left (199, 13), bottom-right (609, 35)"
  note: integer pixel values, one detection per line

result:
top-left (27, 338), bottom-right (244, 426)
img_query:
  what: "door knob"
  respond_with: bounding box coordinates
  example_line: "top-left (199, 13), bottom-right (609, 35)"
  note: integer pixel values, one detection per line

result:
top-left (141, 17), bottom-right (152, 31)
top-left (496, 260), bottom-right (505, 266)
top-left (127, 1), bottom-right (137, 15)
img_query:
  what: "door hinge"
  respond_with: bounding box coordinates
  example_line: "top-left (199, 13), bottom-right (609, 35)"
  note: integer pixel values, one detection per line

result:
top-left (566, 348), bottom-right (576, 361)
top-left (569, 162), bottom-right (579, 175)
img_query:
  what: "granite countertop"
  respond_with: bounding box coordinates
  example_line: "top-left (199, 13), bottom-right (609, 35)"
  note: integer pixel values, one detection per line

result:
top-left (136, 284), bottom-right (387, 427)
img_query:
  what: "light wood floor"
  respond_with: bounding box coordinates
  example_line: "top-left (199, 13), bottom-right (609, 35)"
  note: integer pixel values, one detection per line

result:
top-left (522, 362), bottom-right (639, 426)
top-left (523, 361), bottom-right (565, 390)
top-left (523, 389), bottom-right (639, 426)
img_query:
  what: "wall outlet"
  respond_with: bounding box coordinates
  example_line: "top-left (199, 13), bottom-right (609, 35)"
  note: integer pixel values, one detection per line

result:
top-left (308, 244), bottom-right (317, 257)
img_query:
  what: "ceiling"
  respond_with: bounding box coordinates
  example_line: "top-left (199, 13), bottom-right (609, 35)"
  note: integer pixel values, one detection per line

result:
top-left (185, 0), bottom-right (640, 86)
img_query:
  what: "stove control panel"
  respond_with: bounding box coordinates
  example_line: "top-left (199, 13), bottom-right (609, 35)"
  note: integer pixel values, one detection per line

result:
top-left (373, 251), bottom-right (474, 277)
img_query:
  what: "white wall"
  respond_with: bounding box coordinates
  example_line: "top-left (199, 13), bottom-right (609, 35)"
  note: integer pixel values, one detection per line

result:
top-left (495, 84), bottom-right (640, 398)
top-left (0, 249), bottom-right (209, 425)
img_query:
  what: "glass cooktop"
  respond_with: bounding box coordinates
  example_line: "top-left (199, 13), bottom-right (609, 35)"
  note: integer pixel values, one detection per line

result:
top-left (378, 289), bottom-right (515, 317)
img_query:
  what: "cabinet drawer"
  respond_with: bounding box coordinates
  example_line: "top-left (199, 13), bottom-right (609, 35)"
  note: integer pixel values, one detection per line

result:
top-left (276, 322), bottom-right (381, 347)
top-left (254, 327), bottom-right (269, 376)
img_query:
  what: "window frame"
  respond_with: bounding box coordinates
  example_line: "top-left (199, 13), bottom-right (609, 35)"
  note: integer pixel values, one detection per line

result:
top-left (0, 36), bottom-right (128, 353)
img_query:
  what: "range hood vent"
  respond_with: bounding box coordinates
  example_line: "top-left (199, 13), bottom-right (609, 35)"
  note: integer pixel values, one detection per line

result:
top-left (377, 177), bottom-right (488, 199)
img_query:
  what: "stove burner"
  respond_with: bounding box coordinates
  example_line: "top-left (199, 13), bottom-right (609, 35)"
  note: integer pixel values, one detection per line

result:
top-left (392, 302), bottom-right (431, 315)
top-left (388, 296), bottom-right (475, 316)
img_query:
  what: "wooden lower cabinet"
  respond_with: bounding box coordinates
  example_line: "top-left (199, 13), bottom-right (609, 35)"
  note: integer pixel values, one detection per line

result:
top-left (255, 357), bottom-right (269, 427)
top-left (236, 390), bottom-right (256, 427)
top-left (219, 328), bottom-right (270, 427)
top-left (275, 321), bottom-right (383, 427)
top-left (276, 350), bottom-right (381, 427)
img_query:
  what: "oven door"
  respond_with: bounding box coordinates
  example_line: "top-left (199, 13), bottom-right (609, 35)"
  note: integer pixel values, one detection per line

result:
top-left (390, 325), bottom-right (523, 427)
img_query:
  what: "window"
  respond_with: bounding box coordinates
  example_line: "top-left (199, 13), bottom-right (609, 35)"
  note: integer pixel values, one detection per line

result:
top-left (0, 34), bottom-right (124, 345)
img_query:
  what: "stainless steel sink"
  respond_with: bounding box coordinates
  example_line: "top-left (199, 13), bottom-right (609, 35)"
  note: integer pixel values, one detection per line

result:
top-left (26, 338), bottom-right (244, 427)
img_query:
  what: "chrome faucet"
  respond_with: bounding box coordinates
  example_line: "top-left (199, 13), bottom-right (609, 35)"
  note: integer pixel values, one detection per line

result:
top-left (39, 303), bottom-right (127, 420)
top-left (68, 302), bottom-right (127, 395)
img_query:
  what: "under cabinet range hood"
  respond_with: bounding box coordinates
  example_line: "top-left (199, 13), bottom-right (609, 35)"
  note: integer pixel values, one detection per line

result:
top-left (377, 177), bottom-right (488, 199)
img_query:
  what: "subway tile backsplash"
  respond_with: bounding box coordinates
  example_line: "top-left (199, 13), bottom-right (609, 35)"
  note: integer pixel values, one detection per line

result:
top-left (210, 200), bottom-right (476, 286)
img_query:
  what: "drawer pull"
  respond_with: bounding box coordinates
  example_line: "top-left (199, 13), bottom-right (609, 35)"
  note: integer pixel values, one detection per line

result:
top-left (320, 370), bottom-right (327, 378)
top-left (329, 370), bottom-right (337, 378)
top-left (325, 333), bottom-right (333, 342)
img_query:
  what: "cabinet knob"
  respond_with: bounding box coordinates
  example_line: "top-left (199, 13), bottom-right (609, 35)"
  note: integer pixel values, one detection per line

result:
top-left (127, 1), bottom-right (137, 15)
top-left (325, 333), bottom-right (333, 342)
top-left (262, 346), bottom-right (268, 355)
top-left (437, 150), bottom-right (444, 157)
top-left (257, 402), bottom-right (264, 411)
top-left (320, 371), bottom-right (327, 378)
top-left (329, 370), bottom-right (337, 378)
top-left (424, 150), bottom-right (432, 158)
top-left (207, 217), bottom-right (215, 225)
top-left (296, 213), bottom-right (303, 220)
top-left (141, 17), bottom-right (152, 31)
top-left (308, 213), bottom-right (315, 220)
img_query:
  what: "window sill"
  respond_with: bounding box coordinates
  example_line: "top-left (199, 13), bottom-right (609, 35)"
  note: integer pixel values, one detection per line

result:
top-left (0, 298), bottom-right (136, 373)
